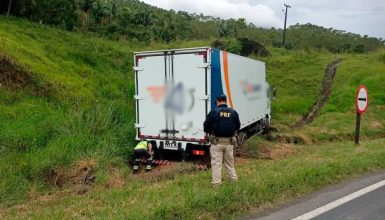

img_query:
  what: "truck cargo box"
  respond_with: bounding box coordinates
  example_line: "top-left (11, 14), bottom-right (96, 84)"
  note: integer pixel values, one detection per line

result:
top-left (133, 47), bottom-right (271, 159)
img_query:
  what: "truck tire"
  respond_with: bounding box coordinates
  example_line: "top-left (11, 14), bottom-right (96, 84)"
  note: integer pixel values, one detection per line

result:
top-left (235, 132), bottom-right (247, 157)
top-left (158, 142), bottom-right (164, 160)
top-left (262, 118), bottom-right (271, 135)
top-left (178, 143), bottom-right (186, 162)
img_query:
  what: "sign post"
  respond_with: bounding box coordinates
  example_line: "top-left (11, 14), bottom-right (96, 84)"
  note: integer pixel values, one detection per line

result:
top-left (355, 85), bottom-right (368, 145)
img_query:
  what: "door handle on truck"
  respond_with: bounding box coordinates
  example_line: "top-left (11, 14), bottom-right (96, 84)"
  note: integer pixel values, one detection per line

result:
top-left (198, 63), bottom-right (209, 68)
top-left (134, 95), bottom-right (144, 100)
top-left (135, 124), bottom-right (145, 128)
top-left (133, 66), bottom-right (143, 71)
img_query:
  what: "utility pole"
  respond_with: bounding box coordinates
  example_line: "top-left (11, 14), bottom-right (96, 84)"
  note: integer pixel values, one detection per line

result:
top-left (282, 3), bottom-right (291, 47)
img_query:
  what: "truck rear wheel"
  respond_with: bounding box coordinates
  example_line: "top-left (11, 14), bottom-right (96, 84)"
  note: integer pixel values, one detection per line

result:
top-left (262, 117), bottom-right (271, 135)
top-left (235, 132), bottom-right (247, 157)
top-left (178, 144), bottom-right (186, 161)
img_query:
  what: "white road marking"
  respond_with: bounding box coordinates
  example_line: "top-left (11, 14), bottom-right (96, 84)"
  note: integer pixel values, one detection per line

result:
top-left (292, 179), bottom-right (385, 220)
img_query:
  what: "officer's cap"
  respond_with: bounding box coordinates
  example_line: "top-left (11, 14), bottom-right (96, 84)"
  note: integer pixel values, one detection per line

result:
top-left (216, 94), bottom-right (227, 102)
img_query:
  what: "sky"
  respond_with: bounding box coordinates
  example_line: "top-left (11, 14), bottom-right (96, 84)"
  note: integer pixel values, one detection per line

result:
top-left (140, 0), bottom-right (385, 39)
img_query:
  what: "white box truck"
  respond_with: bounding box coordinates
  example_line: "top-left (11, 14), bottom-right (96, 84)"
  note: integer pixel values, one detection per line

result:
top-left (133, 47), bottom-right (271, 159)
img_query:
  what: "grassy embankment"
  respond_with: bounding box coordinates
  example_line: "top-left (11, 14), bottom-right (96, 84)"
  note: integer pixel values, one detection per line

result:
top-left (2, 139), bottom-right (385, 219)
top-left (0, 16), bottom-right (385, 218)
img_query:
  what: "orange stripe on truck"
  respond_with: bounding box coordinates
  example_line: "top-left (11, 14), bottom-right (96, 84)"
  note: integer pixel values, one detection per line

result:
top-left (223, 52), bottom-right (234, 108)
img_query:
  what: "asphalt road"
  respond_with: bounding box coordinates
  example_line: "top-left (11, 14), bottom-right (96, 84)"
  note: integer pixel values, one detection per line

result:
top-left (313, 185), bottom-right (385, 220)
top-left (246, 171), bottom-right (385, 220)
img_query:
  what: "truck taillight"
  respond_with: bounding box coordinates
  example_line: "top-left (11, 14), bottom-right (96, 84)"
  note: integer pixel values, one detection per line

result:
top-left (198, 52), bottom-right (207, 59)
top-left (136, 56), bottom-right (143, 63)
top-left (192, 150), bottom-right (205, 156)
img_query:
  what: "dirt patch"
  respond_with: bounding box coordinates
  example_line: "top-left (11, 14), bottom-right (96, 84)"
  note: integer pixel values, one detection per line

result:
top-left (264, 133), bottom-right (312, 145)
top-left (295, 133), bottom-right (313, 145)
top-left (0, 55), bottom-right (31, 89)
top-left (235, 144), bottom-right (251, 158)
top-left (270, 144), bottom-right (295, 159)
top-left (255, 143), bottom-right (273, 160)
top-left (27, 187), bottom-right (73, 204)
top-left (104, 166), bottom-right (125, 189)
top-left (259, 144), bottom-right (296, 160)
top-left (135, 163), bottom-right (198, 183)
top-left (293, 59), bottom-right (341, 128)
top-left (354, 146), bottom-right (368, 154)
top-left (371, 121), bottom-right (383, 129)
top-left (105, 177), bottom-right (125, 189)
top-left (0, 207), bottom-right (6, 216)
top-left (46, 159), bottom-right (96, 194)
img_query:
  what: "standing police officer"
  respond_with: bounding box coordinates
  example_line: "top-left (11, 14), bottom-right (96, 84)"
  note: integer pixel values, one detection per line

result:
top-left (204, 95), bottom-right (240, 186)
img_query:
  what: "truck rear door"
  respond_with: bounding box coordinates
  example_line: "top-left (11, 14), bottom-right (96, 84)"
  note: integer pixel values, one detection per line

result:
top-left (134, 48), bottom-right (209, 143)
top-left (135, 54), bottom-right (166, 139)
top-left (171, 50), bottom-right (209, 142)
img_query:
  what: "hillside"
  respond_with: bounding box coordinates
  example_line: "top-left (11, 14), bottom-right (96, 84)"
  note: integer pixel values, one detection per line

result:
top-left (263, 48), bottom-right (385, 141)
top-left (1, 17), bottom-right (385, 218)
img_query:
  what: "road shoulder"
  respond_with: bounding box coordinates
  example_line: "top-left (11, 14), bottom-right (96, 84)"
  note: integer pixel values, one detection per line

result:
top-left (245, 170), bottom-right (385, 220)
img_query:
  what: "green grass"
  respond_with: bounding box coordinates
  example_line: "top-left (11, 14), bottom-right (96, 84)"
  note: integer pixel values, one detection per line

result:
top-left (0, 16), bottom-right (385, 218)
top-left (2, 139), bottom-right (385, 219)
top-left (260, 48), bottom-right (385, 142)
top-left (0, 16), bottom-right (136, 205)
top-left (0, 16), bottom-right (212, 206)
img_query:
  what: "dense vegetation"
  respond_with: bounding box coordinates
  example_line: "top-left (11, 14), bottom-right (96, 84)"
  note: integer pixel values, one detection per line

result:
top-left (1, 0), bottom-right (384, 53)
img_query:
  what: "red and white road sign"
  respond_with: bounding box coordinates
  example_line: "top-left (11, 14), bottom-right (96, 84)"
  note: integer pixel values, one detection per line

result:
top-left (356, 85), bottom-right (368, 114)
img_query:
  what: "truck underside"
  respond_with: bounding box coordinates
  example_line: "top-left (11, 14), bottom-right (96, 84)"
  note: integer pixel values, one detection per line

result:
top-left (151, 115), bottom-right (270, 161)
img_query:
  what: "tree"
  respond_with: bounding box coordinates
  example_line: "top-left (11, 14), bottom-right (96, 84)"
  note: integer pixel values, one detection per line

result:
top-left (78, 0), bottom-right (95, 31)
top-left (154, 13), bottom-right (177, 43)
top-left (2, 0), bottom-right (383, 52)
top-left (218, 21), bottom-right (231, 38)
top-left (232, 18), bottom-right (247, 38)
top-left (29, 0), bottom-right (77, 30)
top-left (7, 0), bottom-right (12, 16)
top-left (133, 8), bottom-right (154, 28)
top-left (91, 0), bottom-right (111, 24)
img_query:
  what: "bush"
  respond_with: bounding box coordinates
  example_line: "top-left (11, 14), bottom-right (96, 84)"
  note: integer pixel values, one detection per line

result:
top-left (226, 39), bottom-right (242, 54)
top-left (381, 53), bottom-right (385, 63)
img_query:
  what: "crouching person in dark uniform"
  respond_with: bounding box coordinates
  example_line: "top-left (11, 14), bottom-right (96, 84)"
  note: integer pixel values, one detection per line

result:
top-left (132, 140), bottom-right (153, 173)
top-left (204, 95), bottom-right (241, 186)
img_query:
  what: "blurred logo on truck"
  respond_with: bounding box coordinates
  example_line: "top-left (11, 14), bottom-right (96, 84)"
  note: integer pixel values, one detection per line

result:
top-left (147, 85), bottom-right (165, 103)
top-left (240, 80), bottom-right (261, 94)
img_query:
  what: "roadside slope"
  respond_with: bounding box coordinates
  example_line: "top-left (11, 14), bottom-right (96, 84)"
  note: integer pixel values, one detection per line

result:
top-left (0, 17), bottom-right (138, 205)
top-left (0, 16), bottom-right (209, 206)
top-left (2, 138), bottom-right (385, 219)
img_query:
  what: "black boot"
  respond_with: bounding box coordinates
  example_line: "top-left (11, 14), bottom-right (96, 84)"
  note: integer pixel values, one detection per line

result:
top-left (146, 158), bottom-right (153, 172)
top-left (133, 159), bottom-right (140, 174)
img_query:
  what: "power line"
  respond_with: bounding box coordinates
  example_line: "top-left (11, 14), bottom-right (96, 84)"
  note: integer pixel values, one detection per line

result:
top-left (282, 3), bottom-right (291, 48)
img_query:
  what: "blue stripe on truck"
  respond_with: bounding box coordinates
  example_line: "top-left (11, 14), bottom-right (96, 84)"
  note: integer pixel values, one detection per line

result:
top-left (210, 49), bottom-right (224, 109)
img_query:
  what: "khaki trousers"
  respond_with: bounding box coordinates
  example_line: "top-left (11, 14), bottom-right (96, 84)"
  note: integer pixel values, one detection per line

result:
top-left (210, 143), bottom-right (238, 185)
